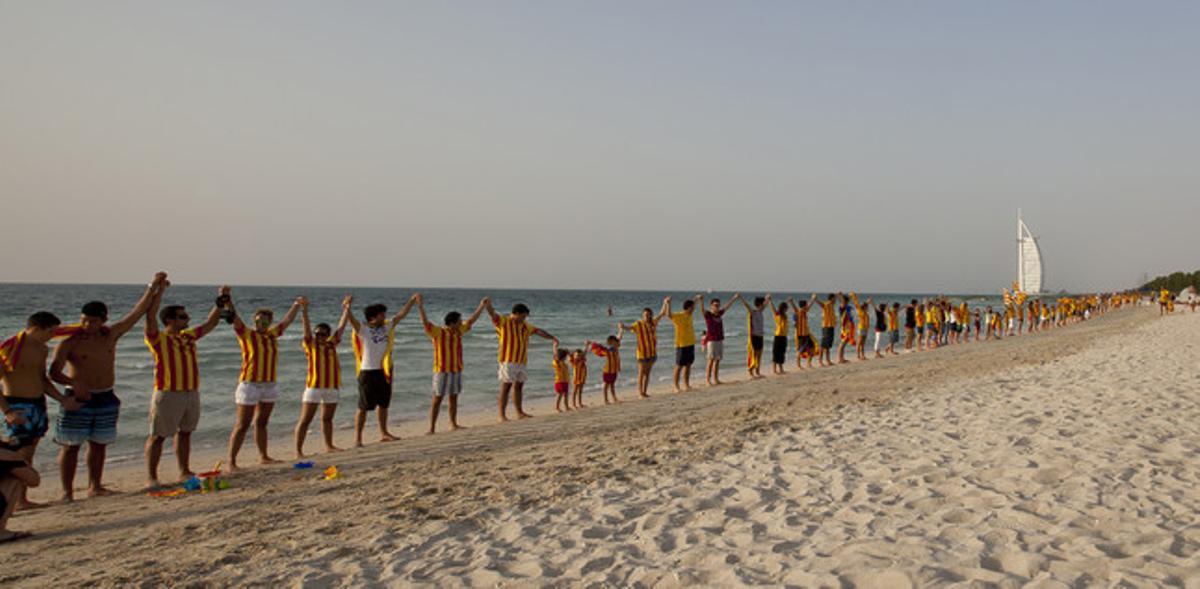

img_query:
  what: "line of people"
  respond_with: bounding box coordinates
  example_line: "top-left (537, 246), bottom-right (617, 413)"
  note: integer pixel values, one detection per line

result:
top-left (0, 271), bottom-right (1138, 543)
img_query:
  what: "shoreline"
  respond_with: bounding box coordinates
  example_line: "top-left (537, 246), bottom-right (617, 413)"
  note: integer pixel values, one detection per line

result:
top-left (6, 306), bottom-right (1157, 586)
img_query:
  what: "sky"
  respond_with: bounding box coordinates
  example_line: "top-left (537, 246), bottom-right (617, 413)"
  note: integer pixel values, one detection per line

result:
top-left (2, 1), bottom-right (1197, 293)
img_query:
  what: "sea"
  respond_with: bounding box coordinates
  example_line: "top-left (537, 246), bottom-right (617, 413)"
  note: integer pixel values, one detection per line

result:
top-left (0, 283), bottom-right (1006, 473)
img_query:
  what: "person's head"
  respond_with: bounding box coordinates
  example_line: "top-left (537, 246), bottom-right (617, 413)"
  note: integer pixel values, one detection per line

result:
top-left (878, 303), bottom-right (887, 312)
top-left (313, 322), bottom-right (332, 342)
top-left (682, 299), bottom-right (694, 311)
top-left (641, 307), bottom-right (653, 321)
top-left (511, 303), bottom-right (530, 323)
top-left (828, 293), bottom-right (836, 301)
top-left (753, 296), bottom-right (765, 308)
top-left (443, 311), bottom-right (462, 327)
top-left (555, 347), bottom-right (568, 361)
top-left (606, 335), bottom-right (620, 348)
top-left (910, 298), bottom-right (918, 306)
top-left (80, 301), bottom-right (108, 333)
top-left (26, 311), bottom-right (61, 342)
top-left (892, 302), bottom-right (900, 309)
top-left (253, 308), bottom-right (273, 333)
top-left (160, 305), bottom-right (189, 330)
top-left (364, 304), bottom-right (387, 326)
top-left (709, 299), bottom-right (721, 312)
top-left (777, 302), bottom-right (788, 315)
top-left (572, 348), bottom-right (584, 360)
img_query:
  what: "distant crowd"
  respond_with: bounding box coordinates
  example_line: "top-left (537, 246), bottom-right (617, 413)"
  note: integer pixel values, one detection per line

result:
top-left (0, 272), bottom-right (1149, 543)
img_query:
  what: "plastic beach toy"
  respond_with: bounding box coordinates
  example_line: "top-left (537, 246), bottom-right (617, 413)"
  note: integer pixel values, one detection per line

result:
top-left (148, 488), bottom-right (187, 498)
top-left (323, 465), bottom-right (340, 480)
top-left (293, 461), bottom-right (315, 469)
top-left (182, 476), bottom-right (202, 492)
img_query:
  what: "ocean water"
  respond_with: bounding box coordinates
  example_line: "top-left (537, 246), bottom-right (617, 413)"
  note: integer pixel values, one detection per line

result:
top-left (0, 283), bottom-right (1005, 471)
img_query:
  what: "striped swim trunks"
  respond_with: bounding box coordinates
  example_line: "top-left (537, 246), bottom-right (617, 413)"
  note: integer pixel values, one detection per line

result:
top-left (54, 389), bottom-right (121, 446)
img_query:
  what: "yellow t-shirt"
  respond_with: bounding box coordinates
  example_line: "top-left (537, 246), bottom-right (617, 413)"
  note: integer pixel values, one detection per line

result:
top-left (670, 310), bottom-right (696, 348)
top-left (774, 313), bottom-right (788, 337)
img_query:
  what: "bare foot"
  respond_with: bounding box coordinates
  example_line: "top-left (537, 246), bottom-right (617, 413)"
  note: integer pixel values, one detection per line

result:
top-left (638, 394), bottom-right (649, 399)
top-left (144, 479), bottom-right (163, 492)
top-left (713, 380), bottom-right (723, 385)
top-left (517, 412), bottom-right (533, 419)
top-left (16, 499), bottom-right (48, 511)
top-left (449, 424), bottom-right (465, 431)
top-left (295, 452), bottom-right (308, 460)
top-left (59, 492), bottom-right (74, 504)
top-left (425, 429), bottom-right (436, 436)
top-left (179, 470), bottom-right (196, 480)
top-left (259, 456), bottom-right (281, 465)
top-left (353, 441), bottom-right (364, 448)
top-left (225, 464), bottom-right (241, 474)
top-left (379, 434), bottom-right (399, 442)
top-left (325, 446), bottom-right (343, 453)
top-left (87, 486), bottom-right (119, 498)
top-left (498, 415), bottom-right (509, 423)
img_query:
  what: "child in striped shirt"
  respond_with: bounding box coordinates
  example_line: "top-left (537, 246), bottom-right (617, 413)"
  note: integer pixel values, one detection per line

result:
top-left (570, 348), bottom-right (587, 410)
top-left (591, 330), bottom-right (623, 405)
top-left (552, 343), bottom-right (570, 413)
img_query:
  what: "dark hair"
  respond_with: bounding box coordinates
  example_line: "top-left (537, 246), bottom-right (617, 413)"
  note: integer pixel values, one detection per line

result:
top-left (709, 298), bottom-right (720, 305)
top-left (754, 296), bottom-right (765, 306)
top-left (364, 304), bottom-right (387, 321)
top-left (828, 293), bottom-right (836, 300)
top-left (910, 299), bottom-right (918, 305)
top-left (81, 301), bottom-right (108, 319)
top-left (444, 311), bottom-right (462, 326)
top-left (254, 308), bottom-right (273, 319)
top-left (555, 348), bottom-right (568, 360)
top-left (27, 311), bottom-right (61, 329)
top-left (315, 322), bottom-right (332, 333)
top-left (160, 305), bottom-right (186, 323)
top-left (642, 307), bottom-right (653, 315)
top-left (606, 335), bottom-right (619, 344)
top-left (892, 302), bottom-right (900, 308)
top-left (512, 303), bottom-right (530, 315)
top-left (777, 302), bottom-right (789, 313)
top-left (682, 300), bottom-right (694, 311)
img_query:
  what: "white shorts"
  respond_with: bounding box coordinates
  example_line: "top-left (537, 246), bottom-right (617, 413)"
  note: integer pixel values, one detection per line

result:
top-left (498, 363), bottom-right (528, 384)
top-left (235, 381), bottom-right (279, 406)
top-left (302, 388), bottom-right (339, 404)
top-left (705, 340), bottom-right (724, 359)
top-left (433, 372), bottom-right (462, 397)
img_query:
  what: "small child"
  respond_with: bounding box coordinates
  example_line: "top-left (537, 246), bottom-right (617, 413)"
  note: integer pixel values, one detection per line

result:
top-left (591, 330), bottom-right (623, 404)
top-left (552, 343), bottom-right (570, 413)
top-left (570, 348), bottom-right (587, 409)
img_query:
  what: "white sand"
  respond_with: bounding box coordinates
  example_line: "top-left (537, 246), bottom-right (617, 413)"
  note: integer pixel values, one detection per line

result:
top-left (8, 306), bottom-right (1198, 587)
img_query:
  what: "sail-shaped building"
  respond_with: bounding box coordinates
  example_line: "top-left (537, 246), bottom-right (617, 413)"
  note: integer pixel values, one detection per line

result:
top-left (1017, 210), bottom-right (1043, 295)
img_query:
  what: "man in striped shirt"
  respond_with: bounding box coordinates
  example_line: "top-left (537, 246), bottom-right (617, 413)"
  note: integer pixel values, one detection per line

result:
top-left (417, 294), bottom-right (486, 434)
top-left (294, 295), bottom-right (351, 458)
top-left (620, 299), bottom-right (668, 399)
top-left (221, 288), bottom-right (304, 472)
top-left (143, 283), bottom-right (225, 490)
top-left (482, 300), bottom-right (557, 421)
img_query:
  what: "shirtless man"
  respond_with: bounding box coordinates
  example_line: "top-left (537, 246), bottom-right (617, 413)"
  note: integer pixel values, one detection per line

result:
top-left (48, 272), bottom-right (166, 501)
top-left (0, 312), bottom-right (82, 509)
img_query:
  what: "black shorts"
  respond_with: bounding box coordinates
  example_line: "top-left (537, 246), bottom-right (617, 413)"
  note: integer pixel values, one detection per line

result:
top-left (820, 327), bottom-right (835, 350)
top-left (750, 335), bottom-right (764, 352)
top-left (675, 345), bottom-right (695, 367)
top-left (771, 336), bottom-right (788, 364)
top-left (357, 370), bottom-right (392, 411)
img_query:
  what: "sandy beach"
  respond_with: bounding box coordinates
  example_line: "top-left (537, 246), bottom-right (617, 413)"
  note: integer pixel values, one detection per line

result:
top-left (5, 305), bottom-right (1198, 587)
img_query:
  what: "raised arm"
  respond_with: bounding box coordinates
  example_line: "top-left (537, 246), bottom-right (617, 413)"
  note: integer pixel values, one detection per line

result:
top-left (110, 272), bottom-right (168, 338)
top-left (722, 293), bottom-right (740, 313)
top-left (656, 297), bottom-right (671, 322)
top-left (199, 286), bottom-right (228, 335)
top-left (334, 295), bottom-right (352, 340)
top-left (222, 286), bottom-right (245, 332)
top-left (614, 322), bottom-right (624, 342)
top-left (738, 293), bottom-right (753, 312)
top-left (275, 297), bottom-right (305, 333)
top-left (482, 297), bottom-right (500, 323)
top-left (301, 299), bottom-right (312, 341)
top-left (692, 294), bottom-right (704, 314)
top-left (144, 280), bottom-right (168, 339)
top-left (463, 298), bottom-right (486, 329)
top-left (416, 294), bottom-right (429, 327)
top-left (765, 293), bottom-right (778, 314)
top-left (390, 293), bottom-right (419, 327)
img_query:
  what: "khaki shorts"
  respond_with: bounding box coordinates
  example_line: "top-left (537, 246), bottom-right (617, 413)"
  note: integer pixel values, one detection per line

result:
top-left (149, 390), bottom-right (200, 438)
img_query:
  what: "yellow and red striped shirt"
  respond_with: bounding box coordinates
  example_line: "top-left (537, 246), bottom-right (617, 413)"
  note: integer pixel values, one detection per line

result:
top-left (302, 334), bottom-right (341, 389)
top-left (571, 356), bottom-right (587, 385)
top-left (886, 307), bottom-right (899, 331)
top-left (627, 320), bottom-right (657, 360)
top-left (494, 315), bottom-right (537, 365)
top-left (591, 343), bottom-right (620, 374)
top-left (552, 357), bottom-right (569, 384)
top-left (145, 326), bottom-right (209, 392)
top-left (820, 300), bottom-right (837, 328)
top-left (424, 322), bottom-right (471, 373)
top-left (235, 324), bottom-right (282, 383)
top-left (795, 305), bottom-right (811, 337)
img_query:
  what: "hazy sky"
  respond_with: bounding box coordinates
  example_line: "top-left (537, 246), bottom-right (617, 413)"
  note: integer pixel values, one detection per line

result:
top-left (2, 1), bottom-right (1197, 293)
